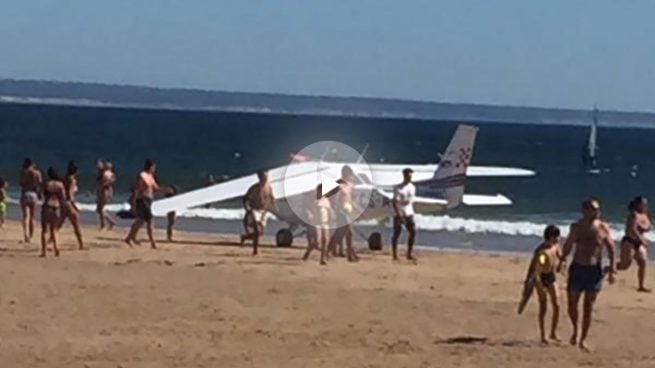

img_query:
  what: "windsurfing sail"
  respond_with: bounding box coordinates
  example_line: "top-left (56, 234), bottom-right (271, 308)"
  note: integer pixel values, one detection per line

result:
top-left (582, 106), bottom-right (599, 171)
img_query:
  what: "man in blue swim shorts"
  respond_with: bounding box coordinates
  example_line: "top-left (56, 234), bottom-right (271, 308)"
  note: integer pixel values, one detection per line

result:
top-left (560, 198), bottom-right (617, 352)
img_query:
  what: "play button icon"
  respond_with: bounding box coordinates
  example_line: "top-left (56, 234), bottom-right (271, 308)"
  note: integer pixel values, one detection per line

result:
top-left (283, 141), bottom-right (373, 229)
top-left (317, 170), bottom-right (340, 198)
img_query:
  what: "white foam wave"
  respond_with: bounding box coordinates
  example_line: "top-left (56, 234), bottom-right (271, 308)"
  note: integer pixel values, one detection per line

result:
top-left (414, 214), bottom-right (655, 242)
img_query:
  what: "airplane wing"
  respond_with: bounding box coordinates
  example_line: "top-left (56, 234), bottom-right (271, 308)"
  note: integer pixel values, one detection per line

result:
top-left (151, 162), bottom-right (339, 216)
top-left (348, 163), bottom-right (534, 187)
top-left (462, 194), bottom-right (513, 206)
top-left (413, 196), bottom-right (449, 214)
top-left (465, 167), bottom-right (535, 177)
top-left (152, 174), bottom-right (258, 216)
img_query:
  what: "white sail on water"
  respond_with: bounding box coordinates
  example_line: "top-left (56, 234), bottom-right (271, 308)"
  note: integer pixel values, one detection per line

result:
top-left (588, 109), bottom-right (597, 159)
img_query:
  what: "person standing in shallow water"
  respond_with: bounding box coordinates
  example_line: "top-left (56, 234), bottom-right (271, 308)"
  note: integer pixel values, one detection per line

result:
top-left (617, 196), bottom-right (652, 292)
top-left (19, 158), bottom-right (43, 243)
top-left (560, 198), bottom-right (616, 352)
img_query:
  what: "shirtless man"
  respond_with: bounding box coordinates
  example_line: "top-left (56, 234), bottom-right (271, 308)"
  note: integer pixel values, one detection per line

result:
top-left (617, 196), bottom-right (651, 292)
top-left (19, 158), bottom-right (43, 242)
top-left (41, 167), bottom-right (66, 257)
top-left (96, 160), bottom-right (117, 230)
top-left (241, 170), bottom-right (276, 256)
top-left (59, 161), bottom-right (84, 249)
top-left (560, 198), bottom-right (616, 351)
top-left (392, 168), bottom-right (417, 261)
top-left (125, 160), bottom-right (170, 249)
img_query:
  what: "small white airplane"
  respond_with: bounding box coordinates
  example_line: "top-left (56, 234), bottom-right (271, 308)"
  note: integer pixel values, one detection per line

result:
top-left (152, 124), bottom-right (535, 247)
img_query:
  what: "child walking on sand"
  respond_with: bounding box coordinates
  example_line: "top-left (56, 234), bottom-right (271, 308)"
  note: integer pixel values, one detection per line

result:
top-left (525, 225), bottom-right (563, 344)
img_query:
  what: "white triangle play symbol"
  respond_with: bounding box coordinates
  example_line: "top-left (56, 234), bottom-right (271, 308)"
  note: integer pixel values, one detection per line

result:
top-left (317, 169), bottom-right (340, 199)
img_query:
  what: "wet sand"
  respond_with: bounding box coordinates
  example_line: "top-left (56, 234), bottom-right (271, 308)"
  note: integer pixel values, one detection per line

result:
top-left (0, 220), bottom-right (654, 367)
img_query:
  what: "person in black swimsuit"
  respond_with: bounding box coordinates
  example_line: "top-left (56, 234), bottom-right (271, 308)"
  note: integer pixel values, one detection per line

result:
top-left (525, 225), bottom-right (563, 344)
top-left (617, 196), bottom-right (652, 292)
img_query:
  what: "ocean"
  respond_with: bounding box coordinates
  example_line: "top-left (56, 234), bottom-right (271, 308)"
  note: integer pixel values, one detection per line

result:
top-left (1, 102), bottom-right (653, 254)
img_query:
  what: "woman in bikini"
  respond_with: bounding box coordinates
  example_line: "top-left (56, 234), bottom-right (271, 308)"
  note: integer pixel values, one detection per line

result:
top-left (41, 167), bottom-right (66, 257)
top-left (59, 161), bottom-right (84, 250)
top-left (617, 196), bottom-right (652, 292)
top-left (19, 158), bottom-right (43, 243)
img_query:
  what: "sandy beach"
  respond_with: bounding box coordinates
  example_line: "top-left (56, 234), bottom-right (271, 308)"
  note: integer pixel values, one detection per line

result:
top-left (0, 219), bottom-right (654, 368)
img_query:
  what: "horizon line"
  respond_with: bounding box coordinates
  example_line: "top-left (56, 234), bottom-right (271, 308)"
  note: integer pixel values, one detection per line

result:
top-left (2, 76), bottom-right (654, 116)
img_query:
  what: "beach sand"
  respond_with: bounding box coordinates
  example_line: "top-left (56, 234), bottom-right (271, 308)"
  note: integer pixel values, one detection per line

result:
top-left (0, 220), bottom-right (654, 367)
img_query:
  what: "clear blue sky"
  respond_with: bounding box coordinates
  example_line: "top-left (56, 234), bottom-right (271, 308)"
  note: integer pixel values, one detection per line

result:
top-left (1, 1), bottom-right (654, 111)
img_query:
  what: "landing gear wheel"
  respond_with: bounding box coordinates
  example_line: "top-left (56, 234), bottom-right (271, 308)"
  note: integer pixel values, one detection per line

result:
top-left (276, 228), bottom-right (293, 247)
top-left (368, 232), bottom-right (383, 251)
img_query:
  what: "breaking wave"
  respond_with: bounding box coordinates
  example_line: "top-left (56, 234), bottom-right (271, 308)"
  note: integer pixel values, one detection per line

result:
top-left (9, 199), bottom-right (645, 241)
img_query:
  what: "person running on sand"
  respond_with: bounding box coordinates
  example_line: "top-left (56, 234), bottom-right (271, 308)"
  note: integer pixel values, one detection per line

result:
top-left (392, 168), bottom-right (417, 261)
top-left (0, 178), bottom-right (8, 229)
top-left (166, 185), bottom-right (178, 242)
top-left (96, 160), bottom-right (117, 230)
top-left (525, 225), bottom-right (562, 344)
top-left (40, 167), bottom-right (66, 257)
top-left (58, 161), bottom-right (84, 250)
top-left (19, 158), bottom-right (43, 243)
top-left (125, 159), bottom-right (170, 249)
top-left (617, 196), bottom-right (652, 292)
top-left (241, 170), bottom-right (276, 256)
top-left (560, 198), bottom-right (616, 352)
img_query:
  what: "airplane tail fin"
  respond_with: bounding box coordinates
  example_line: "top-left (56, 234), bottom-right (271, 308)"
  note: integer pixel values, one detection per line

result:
top-left (416, 124), bottom-right (478, 208)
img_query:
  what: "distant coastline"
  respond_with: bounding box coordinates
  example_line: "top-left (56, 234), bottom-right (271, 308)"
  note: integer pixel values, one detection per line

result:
top-left (2, 78), bottom-right (655, 128)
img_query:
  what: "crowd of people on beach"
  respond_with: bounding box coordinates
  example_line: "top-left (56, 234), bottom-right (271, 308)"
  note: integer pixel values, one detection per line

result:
top-left (0, 158), bottom-right (421, 265)
top-left (239, 166), bottom-right (416, 265)
top-left (0, 158), bottom-right (651, 352)
top-left (0, 158), bottom-right (175, 255)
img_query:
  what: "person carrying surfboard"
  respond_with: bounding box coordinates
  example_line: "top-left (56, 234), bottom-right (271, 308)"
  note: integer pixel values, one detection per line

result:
top-left (522, 225), bottom-right (563, 344)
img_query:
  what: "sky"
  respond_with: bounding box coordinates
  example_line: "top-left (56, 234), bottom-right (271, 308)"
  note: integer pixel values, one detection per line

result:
top-left (1, 0), bottom-right (654, 111)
